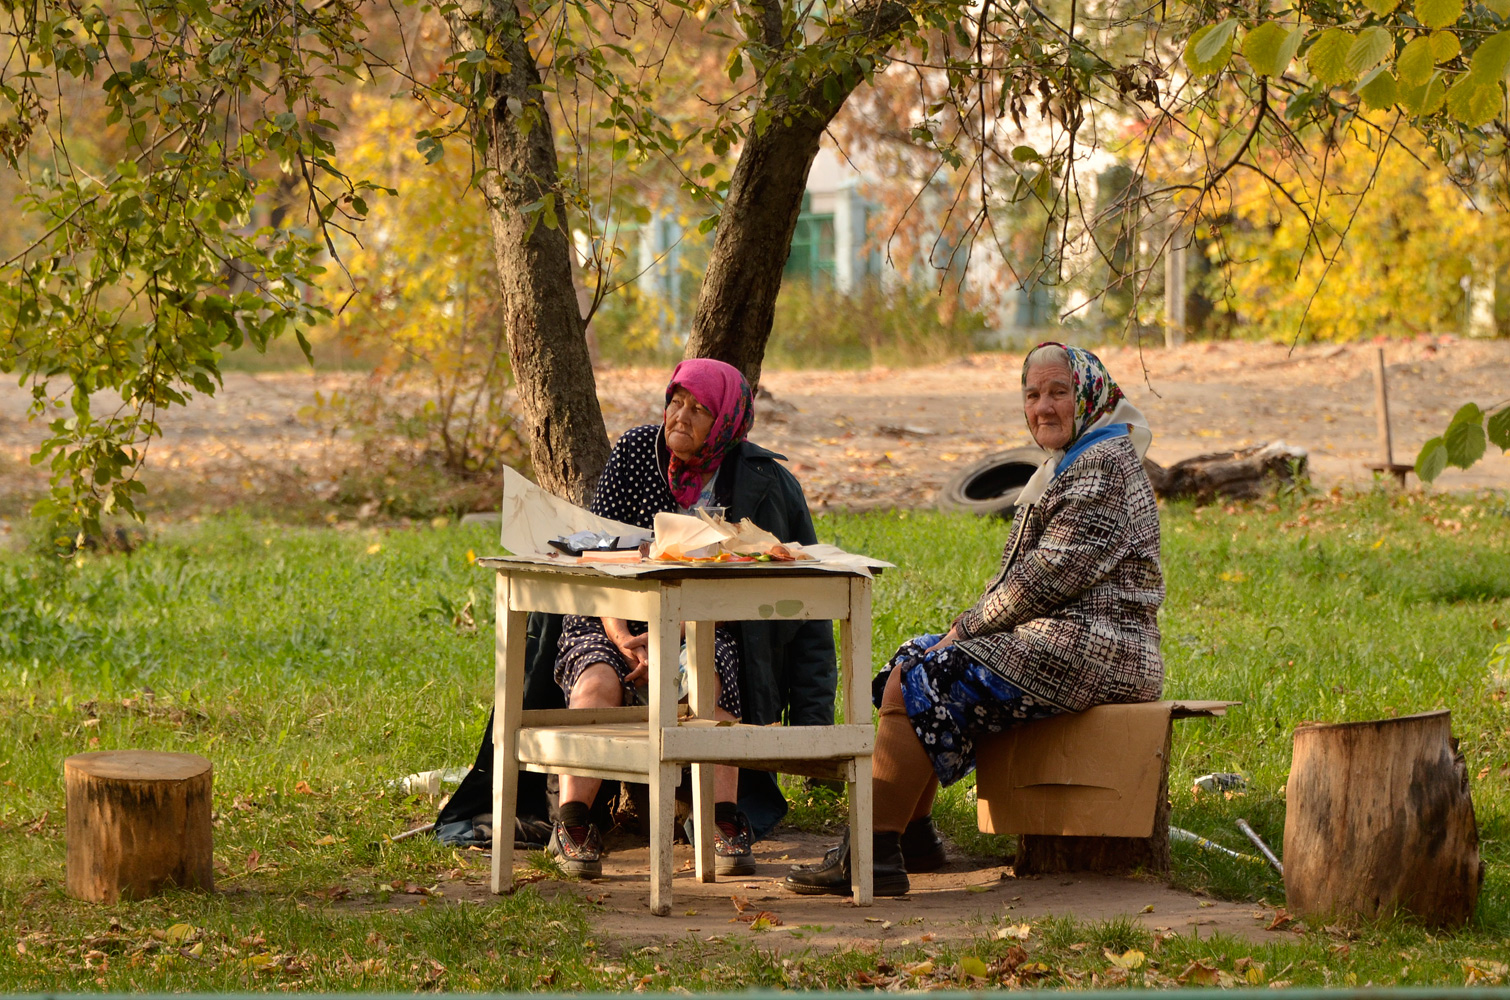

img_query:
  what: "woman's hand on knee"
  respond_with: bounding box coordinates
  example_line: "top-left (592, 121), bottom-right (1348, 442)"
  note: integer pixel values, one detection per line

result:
top-left (603, 618), bottom-right (649, 682)
top-left (925, 628), bottom-right (959, 654)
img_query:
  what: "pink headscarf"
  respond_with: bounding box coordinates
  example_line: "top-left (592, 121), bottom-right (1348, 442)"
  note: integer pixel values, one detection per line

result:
top-left (664, 358), bottom-right (754, 508)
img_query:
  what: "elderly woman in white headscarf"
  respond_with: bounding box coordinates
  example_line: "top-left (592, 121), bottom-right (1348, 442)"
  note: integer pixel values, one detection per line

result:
top-left (785, 342), bottom-right (1163, 897)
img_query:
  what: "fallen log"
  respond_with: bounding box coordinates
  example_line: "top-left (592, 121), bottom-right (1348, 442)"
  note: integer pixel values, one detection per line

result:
top-left (1143, 441), bottom-right (1307, 502)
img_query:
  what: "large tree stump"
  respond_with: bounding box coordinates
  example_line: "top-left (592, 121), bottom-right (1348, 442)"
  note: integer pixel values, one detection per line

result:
top-left (65, 751), bottom-right (214, 903)
top-left (1284, 711), bottom-right (1483, 927)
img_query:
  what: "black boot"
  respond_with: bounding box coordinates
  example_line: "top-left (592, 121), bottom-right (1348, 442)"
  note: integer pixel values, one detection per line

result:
top-left (899, 814), bottom-right (949, 873)
top-left (782, 830), bottom-right (909, 896)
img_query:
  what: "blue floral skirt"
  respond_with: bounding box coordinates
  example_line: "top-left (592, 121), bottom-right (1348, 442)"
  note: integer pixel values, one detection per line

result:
top-left (875, 634), bottom-right (1063, 786)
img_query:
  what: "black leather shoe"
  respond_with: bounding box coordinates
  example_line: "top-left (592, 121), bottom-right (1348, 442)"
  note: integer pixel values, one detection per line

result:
top-left (899, 814), bottom-right (949, 873)
top-left (783, 831), bottom-right (910, 896)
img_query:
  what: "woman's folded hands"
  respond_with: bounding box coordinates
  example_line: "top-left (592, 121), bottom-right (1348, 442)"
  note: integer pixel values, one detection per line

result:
top-left (603, 617), bottom-right (650, 685)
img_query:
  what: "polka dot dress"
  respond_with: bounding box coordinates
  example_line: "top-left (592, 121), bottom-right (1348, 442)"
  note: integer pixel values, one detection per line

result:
top-left (554, 424), bottom-right (744, 717)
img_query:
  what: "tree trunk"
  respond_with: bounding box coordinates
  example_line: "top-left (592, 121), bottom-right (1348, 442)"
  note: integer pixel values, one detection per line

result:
top-left (1283, 710), bottom-right (1483, 927)
top-left (65, 751), bottom-right (214, 903)
top-left (463, 0), bottom-right (610, 504)
top-left (686, 1), bottom-right (914, 389)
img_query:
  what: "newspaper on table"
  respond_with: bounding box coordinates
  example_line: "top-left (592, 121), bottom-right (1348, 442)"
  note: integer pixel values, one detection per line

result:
top-left (494, 466), bottom-right (890, 577)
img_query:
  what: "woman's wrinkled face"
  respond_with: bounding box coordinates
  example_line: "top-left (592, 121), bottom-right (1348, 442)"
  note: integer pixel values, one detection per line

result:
top-left (664, 386), bottom-right (715, 461)
top-left (1023, 362), bottom-right (1077, 451)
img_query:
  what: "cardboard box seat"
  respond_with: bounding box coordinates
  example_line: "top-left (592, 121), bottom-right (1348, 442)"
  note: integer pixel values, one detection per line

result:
top-left (976, 700), bottom-right (1238, 840)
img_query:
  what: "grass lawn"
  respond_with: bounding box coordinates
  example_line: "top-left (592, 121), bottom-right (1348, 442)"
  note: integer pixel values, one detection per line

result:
top-left (1, 489), bottom-right (1508, 990)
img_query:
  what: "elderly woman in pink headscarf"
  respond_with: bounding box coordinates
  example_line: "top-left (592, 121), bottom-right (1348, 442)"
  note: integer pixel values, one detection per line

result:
top-left (548, 358), bottom-right (834, 880)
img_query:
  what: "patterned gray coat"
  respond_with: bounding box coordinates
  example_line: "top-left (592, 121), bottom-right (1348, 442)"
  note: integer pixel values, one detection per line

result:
top-left (952, 434), bottom-right (1164, 712)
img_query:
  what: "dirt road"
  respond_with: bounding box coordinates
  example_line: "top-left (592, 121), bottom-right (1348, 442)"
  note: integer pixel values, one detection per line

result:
top-left (1, 337), bottom-right (1506, 518)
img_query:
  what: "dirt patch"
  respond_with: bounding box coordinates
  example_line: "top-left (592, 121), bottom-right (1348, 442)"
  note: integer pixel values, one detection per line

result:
top-left (1, 337), bottom-right (1506, 523)
top-left (422, 830), bottom-right (1282, 952)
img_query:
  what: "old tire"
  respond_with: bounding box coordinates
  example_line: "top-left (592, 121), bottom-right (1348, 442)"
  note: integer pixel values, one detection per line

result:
top-left (941, 447), bottom-right (1044, 518)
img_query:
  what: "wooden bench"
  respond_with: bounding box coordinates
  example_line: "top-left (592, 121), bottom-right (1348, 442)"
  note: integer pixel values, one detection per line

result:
top-left (974, 700), bottom-right (1238, 874)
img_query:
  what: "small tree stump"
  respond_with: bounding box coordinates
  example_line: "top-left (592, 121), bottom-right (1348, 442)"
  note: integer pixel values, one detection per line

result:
top-left (65, 751), bottom-right (214, 903)
top-left (1014, 725), bottom-right (1174, 875)
top-left (1284, 711), bottom-right (1483, 927)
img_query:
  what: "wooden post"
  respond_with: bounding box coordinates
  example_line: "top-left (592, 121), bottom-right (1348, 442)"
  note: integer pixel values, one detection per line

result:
top-left (1284, 710), bottom-right (1483, 927)
top-left (1366, 348), bottom-right (1412, 487)
top-left (1373, 347), bottom-right (1394, 465)
top-left (65, 751), bottom-right (213, 903)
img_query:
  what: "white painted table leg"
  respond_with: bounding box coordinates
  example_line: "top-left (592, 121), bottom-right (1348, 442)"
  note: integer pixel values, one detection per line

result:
top-left (850, 755), bottom-right (874, 905)
top-left (650, 760), bottom-right (680, 916)
top-left (844, 575), bottom-right (875, 905)
top-left (647, 584), bottom-right (682, 916)
top-left (491, 574), bottom-right (528, 894)
top-left (686, 620), bottom-right (716, 882)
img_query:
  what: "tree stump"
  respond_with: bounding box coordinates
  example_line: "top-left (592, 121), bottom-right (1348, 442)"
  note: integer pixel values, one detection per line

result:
top-left (65, 751), bottom-right (214, 903)
top-left (1014, 725), bottom-right (1174, 875)
top-left (1284, 711), bottom-right (1483, 927)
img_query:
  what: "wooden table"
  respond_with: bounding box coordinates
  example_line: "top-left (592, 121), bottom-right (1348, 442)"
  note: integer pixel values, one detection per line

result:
top-left (477, 556), bottom-right (878, 913)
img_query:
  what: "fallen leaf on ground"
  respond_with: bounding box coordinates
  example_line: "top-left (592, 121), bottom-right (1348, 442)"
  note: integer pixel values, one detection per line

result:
top-left (1177, 961), bottom-right (1220, 986)
top-left (1105, 948), bottom-right (1146, 969)
top-left (1265, 910), bottom-right (1293, 931)
top-left (958, 955), bottom-right (989, 979)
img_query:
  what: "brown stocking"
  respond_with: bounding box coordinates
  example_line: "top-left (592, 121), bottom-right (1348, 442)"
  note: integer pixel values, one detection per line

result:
top-left (872, 666), bottom-right (939, 833)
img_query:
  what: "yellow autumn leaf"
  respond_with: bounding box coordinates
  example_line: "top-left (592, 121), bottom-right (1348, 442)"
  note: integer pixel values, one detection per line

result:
top-left (1106, 948), bottom-right (1146, 969)
top-left (958, 956), bottom-right (990, 978)
top-left (163, 923), bottom-right (195, 945)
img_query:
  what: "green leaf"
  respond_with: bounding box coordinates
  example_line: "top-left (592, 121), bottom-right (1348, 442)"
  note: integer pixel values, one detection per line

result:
top-left (1359, 66), bottom-right (1400, 108)
top-left (1364, 0), bottom-right (1402, 12)
top-left (1470, 31), bottom-right (1510, 80)
top-left (1185, 22), bottom-right (1236, 75)
top-left (1308, 28), bottom-right (1357, 85)
top-left (1429, 30), bottom-right (1461, 61)
top-left (1012, 144), bottom-right (1042, 162)
top-left (1450, 401), bottom-right (1484, 425)
top-left (1398, 36), bottom-right (1437, 86)
top-left (1487, 406), bottom-right (1510, 449)
top-left (1347, 26), bottom-right (1394, 75)
top-left (1242, 22), bottom-right (1293, 76)
top-left (1445, 76), bottom-right (1501, 125)
top-left (1196, 19), bottom-right (1240, 64)
top-left (1416, 436), bottom-right (1448, 482)
top-left (1415, 0), bottom-right (1464, 30)
top-left (1445, 414), bottom-right (1487, 468)
top-left (1398, 72), bottom-right (1448, 112)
